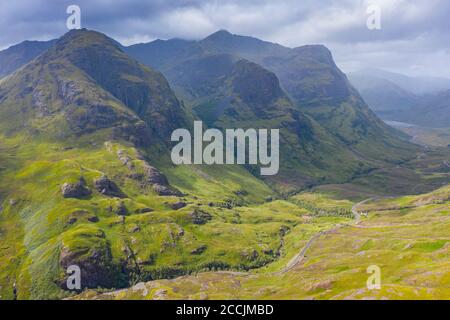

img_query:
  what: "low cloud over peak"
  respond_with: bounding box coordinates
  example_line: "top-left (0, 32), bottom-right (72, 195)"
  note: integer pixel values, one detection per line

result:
top-left (2, 0), bottom-right (450, 77)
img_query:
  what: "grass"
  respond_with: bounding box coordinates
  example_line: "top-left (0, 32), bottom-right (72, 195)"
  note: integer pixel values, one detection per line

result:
top-left (0, 132), bottom-right (279, 299)
top-left (74, 185), bottom-right (450, 300)
top-left (1, 129), bottom-right (449, 300)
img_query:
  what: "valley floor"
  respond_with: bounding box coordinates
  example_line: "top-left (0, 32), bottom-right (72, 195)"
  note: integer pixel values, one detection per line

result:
top-left (75, 186), bottom-right (450, 300)
top-left (386, 122), bottom-right (450, 148)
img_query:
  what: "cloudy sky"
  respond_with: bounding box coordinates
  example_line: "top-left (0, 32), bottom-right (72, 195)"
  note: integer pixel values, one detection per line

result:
top-left (1, 0), bottom-right (450, 77)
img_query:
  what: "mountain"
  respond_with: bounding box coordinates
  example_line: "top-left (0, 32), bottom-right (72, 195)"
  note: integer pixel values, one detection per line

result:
top-left (351, 68), bottom-right (450, 95)
top-left (349, 69), bottom-right (450, 128)
top-left (0, 30), bottom-right (190, 146)
top-left (0, 39), bottom-right (56, 78)
top-left (0, 29), bottom-right (273, 299)
top-left (163, 53), bottom-right (370, 188)
top-left (347, 73), bottom-right (419, 112)
top-left (126, 30), bottom-right (417, 165)
top-left (388, 89), bottom-right (450, 128)
top-left (0, 28), bottom-right (447, 302)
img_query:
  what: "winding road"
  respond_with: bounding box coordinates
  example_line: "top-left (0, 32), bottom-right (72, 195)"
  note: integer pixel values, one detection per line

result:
top-left (351, 197), bottom-right (376, 221)
top-left (277, 197), bottom-right (377, 274)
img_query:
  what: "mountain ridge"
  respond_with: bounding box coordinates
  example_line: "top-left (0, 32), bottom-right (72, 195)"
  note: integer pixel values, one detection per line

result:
top-left (125, 30), bottom-right (417, 167)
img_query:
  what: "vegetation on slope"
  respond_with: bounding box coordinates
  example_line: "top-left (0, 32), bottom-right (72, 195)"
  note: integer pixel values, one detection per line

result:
top-left (74, 186), bottom-right (450, 300)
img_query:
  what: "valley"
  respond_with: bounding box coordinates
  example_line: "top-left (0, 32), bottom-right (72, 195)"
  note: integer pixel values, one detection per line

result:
top-left (0, 29), bottom-right (449, 301)
top-left (387, 123), bottom-right (450, 148)
top-left (73, 183), bottom-right (450, 300)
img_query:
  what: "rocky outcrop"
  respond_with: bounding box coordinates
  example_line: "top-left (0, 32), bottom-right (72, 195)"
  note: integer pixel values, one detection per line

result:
top-left (167, 201), bottom-right (187, 210)
top-left (143, 163), bottom-right (183, 196)
top-left (135, 207), bottom-right (153, 214)
top-left (117, 149), bottom-right (135, 170)
top-left (191, 245), bottom-right (207, 255)
top-left (279, 225), bottom-right (291, 236)
top-left (61, 177), bottom-right (91, 199)
top-left (59, 234), bottom-right (122, 290)
top-left (242, 249), bottom-right (259, 262)
top-left (115, 201), bottom-right (128, 216)
top-left (94, 175), bottom-right (127, 198)
top-left (190, 209), bottom-right (212, 225)
top-left (112, 147), bottom-right (183, 197)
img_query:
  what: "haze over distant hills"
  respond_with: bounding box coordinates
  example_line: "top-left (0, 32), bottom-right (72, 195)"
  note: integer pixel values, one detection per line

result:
top-left (350, 68), bottom-right (450, 95)
top-left (348, 69), bottom-right (450, 128)
top-left (126, 30), bottom-right (415, 165)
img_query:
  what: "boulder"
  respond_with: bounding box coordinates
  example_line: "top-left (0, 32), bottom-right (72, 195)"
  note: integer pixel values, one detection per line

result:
top-left (87, 216), bottom-right (99, 223)
top-left (167, 201), bottom-right (187, 210)
top-left (61, 177), bottom-right (91, 199)
top-left (94, 175), bottom-right (126, 198)
top-left (114, 201), bottom-right (128, 216)
top-left (135, 207), bottom-right (153, 214)
top-left (190, 245), bottom-right (207, 255)
top-left (190, 209), bottom-right (212, 225)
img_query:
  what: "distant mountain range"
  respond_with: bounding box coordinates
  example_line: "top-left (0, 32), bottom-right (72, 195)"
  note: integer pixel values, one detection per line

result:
top-left (348, 69), bottom-right (450, 128)
top-left (0, 29), bottom-right (417, 190)
top-left (125, 30), bottom-right (415, 168)
top-left (0, 39), bottom-right (56, 78)
top-left (2, 35), bottom-right (449, 129)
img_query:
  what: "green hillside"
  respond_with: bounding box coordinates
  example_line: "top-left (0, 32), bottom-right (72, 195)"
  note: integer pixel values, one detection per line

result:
top-left (73, 185), bottom-right (450, 300)
top-left (127, 30), bottom-right (419, 175)
top-left (164, 53), bottom-right (367, 190)
top-left (0, 30), bottom-right (275, 299)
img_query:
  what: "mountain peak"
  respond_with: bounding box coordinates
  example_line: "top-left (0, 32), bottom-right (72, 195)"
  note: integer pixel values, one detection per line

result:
top-left (204, 29), bottom-right (233, 41)
top-left (55, 29), bottom-right (123, 52)
top-left (0, 28), bottom-right (186, 144)
top-left (292, 45), bottom-right (334, 64)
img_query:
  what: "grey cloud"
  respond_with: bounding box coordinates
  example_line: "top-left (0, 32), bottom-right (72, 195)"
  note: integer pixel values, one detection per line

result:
top-left (1, 0), bottom-right (450, 77)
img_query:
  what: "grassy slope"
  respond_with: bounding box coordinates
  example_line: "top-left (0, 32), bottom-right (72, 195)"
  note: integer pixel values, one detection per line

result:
top-left (0, 133), bottom-right (276, 299)
top-left (75, 185), bottom-right (450, 300)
